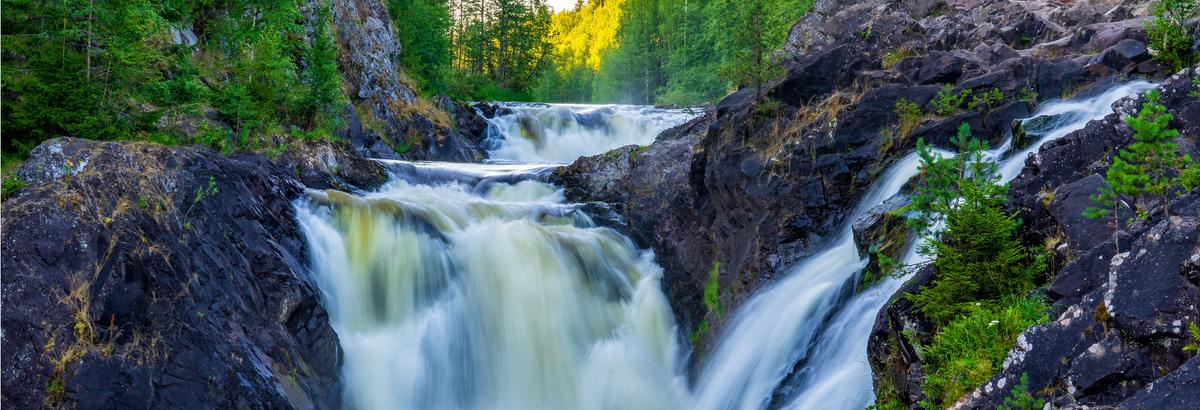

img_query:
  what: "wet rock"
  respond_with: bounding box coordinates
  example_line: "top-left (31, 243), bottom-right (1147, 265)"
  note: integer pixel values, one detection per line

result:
top-left (1116, 356), bottom-right (1200, 410)
top-left (868, 265), bottom-right (936, 405)
top-left (1095, 39), bottom-right (1149, 72)
top-left (553, 112), bottom-right (717, 350)
top-left (852, 194), bottom-right (913, 283)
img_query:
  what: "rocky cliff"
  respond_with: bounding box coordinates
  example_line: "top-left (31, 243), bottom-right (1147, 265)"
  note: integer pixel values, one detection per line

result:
top-left (1, 138), bottom-right (386, 408)
top-left (555, 0), bottom-right (1186, 360)
top-left (330, 0), bottom-right (487, 162)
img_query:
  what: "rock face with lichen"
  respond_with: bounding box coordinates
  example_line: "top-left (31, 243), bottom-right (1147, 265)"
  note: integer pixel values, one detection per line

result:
top-left (0, 137), bottom-right (387, 408)
top-left (869, 67), bottom-right (1200, 408)
top-left (330, 0), bottom-right (485, 162)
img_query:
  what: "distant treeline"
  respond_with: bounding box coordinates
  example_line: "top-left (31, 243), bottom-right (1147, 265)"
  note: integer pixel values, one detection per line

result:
top-left (397, 0), bottom-right (812, 104)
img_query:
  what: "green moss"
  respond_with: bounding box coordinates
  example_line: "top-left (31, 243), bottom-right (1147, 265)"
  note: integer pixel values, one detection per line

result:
top-left (705, 260), bottom-right (722, 319)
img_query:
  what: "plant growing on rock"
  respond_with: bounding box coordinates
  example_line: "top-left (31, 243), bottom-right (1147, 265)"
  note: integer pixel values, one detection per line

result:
top-left (1086, 90), bottom-right (1197, 235)
top-left (1145, 0), bottom-right (1198, 72)
top-left (897, 124), bottom-right (1051, 407)
top-left (894, 98), bottom-right (923, 138)
top-left (919, 295), bottom-right (1049, 409)
top-left (997, 373), bottom-right (1046, 410)
top-left (967, 88), bottom-right (1004, 111)
top-left (932, 84), bottom-right (971, 116)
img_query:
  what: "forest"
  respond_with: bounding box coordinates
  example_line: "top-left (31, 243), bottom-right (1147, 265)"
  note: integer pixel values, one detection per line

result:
top-left (1, 0), bottom-right (806, 162)
top-left (408, 0), bottom-right (813, 104)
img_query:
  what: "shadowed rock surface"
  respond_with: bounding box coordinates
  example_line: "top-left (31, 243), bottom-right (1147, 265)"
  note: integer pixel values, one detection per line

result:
top-left (1, 138), bottom-right (387, 408)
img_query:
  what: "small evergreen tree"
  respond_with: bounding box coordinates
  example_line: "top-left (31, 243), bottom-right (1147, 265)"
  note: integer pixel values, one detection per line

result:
top-left (903, 124), bottom-right (1045, 324)
top-left (1086, 90), bottom-right (1196, 237)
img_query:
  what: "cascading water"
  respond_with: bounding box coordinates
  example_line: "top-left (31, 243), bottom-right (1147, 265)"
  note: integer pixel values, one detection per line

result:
top-left (482, 103), bottom-right (698, 163)
top-left (293, 83), bottom-right (1153, 410)
top-left (296, 104), bottom-right (694, 410)
top-left (764, 80), bottom-right (1154, 410)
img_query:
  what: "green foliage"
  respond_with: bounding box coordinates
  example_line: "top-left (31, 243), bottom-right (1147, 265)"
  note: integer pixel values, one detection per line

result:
top-left (2, 176), bottom-right (27, 200)
top-left (932, 84), bottom-right (972, 116)
top-left (705, 261), bottom-right (723, 319)
top-left (901, 123), bottom-right (1052, 407)
top-left (2, 0), bottom-right (346, 158)
top-left (1018, 86), bottom-right (1039, 103)
top-left (718, 0), bottom-right (787, 98)
top-left (997, 373), bottom-right (1046, 410)
top-left (303, 3), bottom-right (347, 133)
top-left (544, 0), bottom-right (810, 104)
top-left (904, 124), bottom-right (1005, 235)
top-left (904, 125), bottom-right (1045, 323)
top-left (1185, 322), bottom-right (1200, 354)
top-left (920, 295), bottom-right (1050, 409)
top-left (1190, 77), bottom-right (1200, 98)
top-left (881, 48), bottom-right (919, 69)
top-left (967, 88), bottom-right (1004, 111)
top-left (193, 176), bottom-right (219, 204)
top-left (894, 98), bottom-right (923, 138)
top-left (388, 0), bottom-right (453, 94)
top-left (449, 0), bottom-right (553, 100)
top-left (1086, 90), bottom-right (1192, 222)
top-left (908, 195), bottom-right (1046, 324)
top-left (1144, 0), bottom-right (1198, 72)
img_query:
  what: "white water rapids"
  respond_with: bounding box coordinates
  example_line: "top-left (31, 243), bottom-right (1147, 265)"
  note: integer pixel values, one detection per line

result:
top-left (294, 83), bottom-right (1153, 410)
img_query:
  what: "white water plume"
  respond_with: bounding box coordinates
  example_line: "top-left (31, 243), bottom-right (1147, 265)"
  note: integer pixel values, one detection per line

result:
top-left (297, 176), bottom-right (689, 410)
top-left (483, 103), bottom-right (698, 163)
top-left (291, 83), bottom-right (1155, 410)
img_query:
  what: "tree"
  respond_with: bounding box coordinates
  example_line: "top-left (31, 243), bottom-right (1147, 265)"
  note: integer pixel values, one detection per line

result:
top-left (389, 0), bottom-right (454, 94)
top-left (717, 0), bottom-right (784, 98)
top-left (902, 124), bottom-right (1044, 324)
top-left (1086, 90), bottom-right (1195, 225)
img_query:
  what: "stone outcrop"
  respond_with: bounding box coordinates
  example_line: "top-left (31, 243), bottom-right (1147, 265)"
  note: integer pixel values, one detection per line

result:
top-left (946, 65), bottom-right (1200, 410)
top-left (553, 0), bottom-right (1183, 365)
top-left (0, 138), bottom-right (388, 408)
top-left (331, 0), bottom-right (485, 162)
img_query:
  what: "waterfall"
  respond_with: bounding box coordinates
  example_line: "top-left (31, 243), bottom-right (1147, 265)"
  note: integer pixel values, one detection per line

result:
top-left (293, 84), bottom-right (1153, 409)
top-left (482, 103), bottom-right (699, 163)
top-left (297, 104), bottom-right (695, 409)
top-left (772, 80), bottom-right (1155, 410)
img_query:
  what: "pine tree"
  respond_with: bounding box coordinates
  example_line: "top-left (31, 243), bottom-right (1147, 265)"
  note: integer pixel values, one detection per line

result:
top-left (717, 0), bottom-right (784, 98)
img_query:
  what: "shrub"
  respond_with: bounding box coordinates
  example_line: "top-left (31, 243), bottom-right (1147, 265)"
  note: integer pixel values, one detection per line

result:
top-left (1086, 90), bottom-right (1196, 231)
top-left (920, 295), bottom-right (1050, 409)
top-left (932, 84), bottom-right (971, 116)
top-left (2, 176), bottom-right (27, 200)
top-left (908, 193), bottom-right (1046, 323)
top-left (894, 98), bottom-right (923, 138)
top-left (997, 373), bottom-right (1046, 410)
top-left (967, 88), bottom-right (1004, 111)
top-left (882, 48), bottom-right (919, 69)
top-left (1145, 0), bottom-right (1198, 72)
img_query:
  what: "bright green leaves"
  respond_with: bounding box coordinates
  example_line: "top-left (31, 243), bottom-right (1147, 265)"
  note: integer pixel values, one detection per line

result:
top-left (1145, 0), bottom-right (1198, 72)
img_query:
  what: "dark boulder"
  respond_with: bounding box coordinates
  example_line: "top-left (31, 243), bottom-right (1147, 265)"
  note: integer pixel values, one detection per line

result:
top-left (1095, 39), bottom-right (1149, 72)
top-left (1, 137), bottom-right (387, 408)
